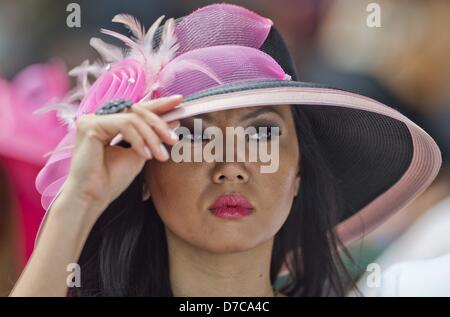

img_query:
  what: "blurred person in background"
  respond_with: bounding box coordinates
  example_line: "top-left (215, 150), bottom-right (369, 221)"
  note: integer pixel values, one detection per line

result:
top-left (302, 0), bottom-right (450, 294)
top-left (0, 61), bottom-right (70, 277)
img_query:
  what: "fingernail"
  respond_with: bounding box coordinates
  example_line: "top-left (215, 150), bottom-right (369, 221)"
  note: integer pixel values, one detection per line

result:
top-left (144, 146), bottom-right (152, 159)
top-left (169, 121), bottom-right (181, 130)
top-left (110, 133), bottom-right (124, 146)
top-left (169, 129), bottom-right (179, 141)
top-left (159, 144), bottom-right (170, 160)
top-left (170, 94), bottom-right (183, 100)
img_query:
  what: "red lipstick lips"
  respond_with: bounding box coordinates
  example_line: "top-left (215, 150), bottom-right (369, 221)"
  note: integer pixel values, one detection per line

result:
top-left (209, 194), bottom-right (254, 219)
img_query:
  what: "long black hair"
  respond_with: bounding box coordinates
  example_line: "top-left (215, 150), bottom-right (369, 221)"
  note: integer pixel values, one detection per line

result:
top-left (69, 105), bottom-right (356, 297)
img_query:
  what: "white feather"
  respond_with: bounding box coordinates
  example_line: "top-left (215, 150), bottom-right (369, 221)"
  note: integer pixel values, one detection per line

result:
top-left (90, 37), bottom-right (123, 62)
top-left (100, 28), bottom-right (145, 60)
top-left (33, 100), bottom-right (78, 127)
top-left (112, 14), bottom-right (145, 40)
top-left (156, 18), bottom-right (179, 68)
top-left (143, 15), bottom-right (165, 56)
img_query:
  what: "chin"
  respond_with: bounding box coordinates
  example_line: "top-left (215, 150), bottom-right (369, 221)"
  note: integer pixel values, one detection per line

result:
top-left (195, 233), bottom-right (266, 254)
top-left (204, 242), bottom-right (257, 254)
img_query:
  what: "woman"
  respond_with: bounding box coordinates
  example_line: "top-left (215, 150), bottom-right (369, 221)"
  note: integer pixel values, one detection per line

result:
top-left (10, 4), bottom-right (441, 297)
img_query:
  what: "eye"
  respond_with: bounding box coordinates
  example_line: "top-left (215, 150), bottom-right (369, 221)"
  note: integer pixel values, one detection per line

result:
top-left (248, 126), bottom-right (281, 142)
top-left (182, 130), bottom-right (210, 143)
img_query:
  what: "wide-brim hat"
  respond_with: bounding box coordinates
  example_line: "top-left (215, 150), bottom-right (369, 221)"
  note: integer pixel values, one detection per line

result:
top-left (35, 3), bottom-right (441, 246)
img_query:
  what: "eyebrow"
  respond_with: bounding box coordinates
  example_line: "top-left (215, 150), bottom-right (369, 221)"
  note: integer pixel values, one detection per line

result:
top-left (240, 107), bottom-right (285, 122)
top-left (189, 107), bottom-right (285, 123)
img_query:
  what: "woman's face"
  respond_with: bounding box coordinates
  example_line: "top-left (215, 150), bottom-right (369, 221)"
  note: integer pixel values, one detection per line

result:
top-left (144, 105), bottom-right (301, 253)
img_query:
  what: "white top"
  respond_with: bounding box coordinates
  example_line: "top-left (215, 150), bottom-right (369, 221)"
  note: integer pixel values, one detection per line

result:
top-left (350, 195), bottom-right (450, 296)
top-left (376, 252), bottom-right (450, 296)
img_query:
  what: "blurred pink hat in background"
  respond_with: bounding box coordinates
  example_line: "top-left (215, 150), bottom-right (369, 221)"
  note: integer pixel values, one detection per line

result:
top-left (0, 60), bottom-right (69, 265)
top-left (0, 60), bottom-right (69, 164)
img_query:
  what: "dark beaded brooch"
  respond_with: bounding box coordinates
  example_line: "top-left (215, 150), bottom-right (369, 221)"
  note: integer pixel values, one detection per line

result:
top-left (95, 99), bottom-right (134, 115)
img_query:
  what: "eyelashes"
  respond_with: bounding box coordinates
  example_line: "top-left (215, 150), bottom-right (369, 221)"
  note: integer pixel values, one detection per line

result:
top-left (180, 124), bottom-right (283, 143)
top-left (247, 125), bottom-right (282, 142)
top-left (181, 130), bottom-right (205, 143)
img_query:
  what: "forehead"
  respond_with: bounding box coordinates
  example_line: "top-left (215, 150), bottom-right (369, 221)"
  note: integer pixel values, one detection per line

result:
top-left (181, 105), bottom-right (293, 124)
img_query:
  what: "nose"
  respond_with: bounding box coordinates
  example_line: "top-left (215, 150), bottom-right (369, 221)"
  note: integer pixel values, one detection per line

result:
top-left (212, 162), bottom-right (249, 184)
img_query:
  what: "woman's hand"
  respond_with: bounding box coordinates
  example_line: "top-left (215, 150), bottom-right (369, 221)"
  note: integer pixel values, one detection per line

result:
top-left (65, 94), bottom-right (182, 218)
top-left (9, 95), bottom-right (183, 297)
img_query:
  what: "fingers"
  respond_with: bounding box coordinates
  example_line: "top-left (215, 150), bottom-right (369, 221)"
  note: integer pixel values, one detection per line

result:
top-left (123, 112), bottom-right (171, 161)
top-left (119, 123), bottom-right (152, 160)
top-left (138, 94), bottom-right (183, 115)
top-left (168, 120), bottom-right (181, 130)
top-left (109, 117), bottom-right (180, 148)
top-left (75, 95), bottom-right (184, 162)
top-left (131, 106), bottom-right (179, 147)
top-left (75, 114), bottom-right (151, 160)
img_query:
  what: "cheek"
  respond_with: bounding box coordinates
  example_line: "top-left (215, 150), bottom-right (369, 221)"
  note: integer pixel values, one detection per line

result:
top-left (252, 160), bottom-right (299, 239)
top-left (253, 141), bottom-right (300, 232)
top-left (145, 161), bottom-right (209, 241)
